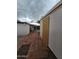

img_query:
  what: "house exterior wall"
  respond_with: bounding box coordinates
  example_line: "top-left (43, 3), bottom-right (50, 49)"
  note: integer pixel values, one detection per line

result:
top-left (40, 16), bottom-right (49, 47)
top-left (40, 20), bottom-right (43, 38)
top-left (48, 5), bottom-right (62, 59)
top-left (17, 23), bottom-right (30, 36)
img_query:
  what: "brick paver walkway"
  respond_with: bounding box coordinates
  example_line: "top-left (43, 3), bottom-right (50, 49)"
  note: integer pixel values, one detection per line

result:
top-left (17, 32), bottom-right (48, 59)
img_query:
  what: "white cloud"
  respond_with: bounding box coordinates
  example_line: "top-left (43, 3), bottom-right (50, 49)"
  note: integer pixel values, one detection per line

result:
top-left (30, 23), bottom-right (40, 26)
top-left (18, 17), bottom-right (32, 23)
top-left (17, 0), bottom-right (60, 23)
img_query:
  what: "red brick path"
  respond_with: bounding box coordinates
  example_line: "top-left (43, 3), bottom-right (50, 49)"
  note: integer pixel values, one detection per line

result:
top-left (17, 32), bottom-right (48, 59)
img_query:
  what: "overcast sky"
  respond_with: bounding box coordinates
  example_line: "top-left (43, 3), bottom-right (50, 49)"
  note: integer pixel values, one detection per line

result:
top-left (17, 0), bottom-right (60, 23)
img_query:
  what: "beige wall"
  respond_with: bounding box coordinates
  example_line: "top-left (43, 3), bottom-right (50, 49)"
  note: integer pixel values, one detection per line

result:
top-left (48, 6), bottom-right (62, 59)
top-left (40, 16), bottom-right (49, 47)
top-left (40, 3), bottom-right (62, 59)
top-left (40, 20), bottom-right (43, 38)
